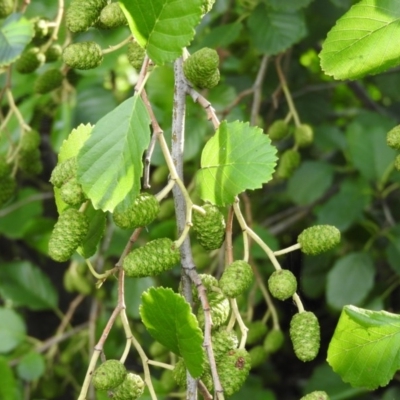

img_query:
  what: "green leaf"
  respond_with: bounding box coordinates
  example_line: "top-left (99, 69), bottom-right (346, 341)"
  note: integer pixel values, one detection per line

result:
top-left (197, 120), bottom-right (277, 206)
top-left (77, 203), bottom-right (107, 259)
top-left (386, 224), bottom-right (400, 276)
top-left (248, 4), bottom-right (307, 55)
top-left (140, 287), bottom-right (205, 378)
top-left (78, 94), bottom-right (151, 212)
top-left (319, 0), bottom-right (400, 80)
top-left (327, 305), bottom-right (400, 389)
top-left (346, 112), bottom-right (396, 182)
top-left (0, 261), bottom-right (58, 310)
top-left (316, 177), bottom-right (372, 231)
top-left (287, 161), bottom-right (334, 206)
top-left (0, 188), bottom-right (43, 239)
top-left (326, 252), bottom-right (375, 311)
top-left (16, 351), bottom-right (45, 381)
top-left (200, 22), bottom-right (243, 48)
top-left (0, 356), bottom-right (17, 400)
top-left (0, 14), bottom-right (34, 67)
top-left (0, 308), bottom-right (26, 353)
top-left (119, 0), bottom-right (203, 65)
top-left (122, 277), bottom-right (156, 319)
top-left (54, 123), bottom-right (93, 214)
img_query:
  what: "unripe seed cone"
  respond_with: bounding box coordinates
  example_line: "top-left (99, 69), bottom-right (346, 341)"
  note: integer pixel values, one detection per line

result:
top-left (21, 130), bottom-right (41, 152)
top-left (290, 311), bottom-right (320, 362)
top-left (15, 47), bottom-right (45, 74)
top-left (60, 177), bottom-right (85, 206)
top-left (0, 0), bottom-right (14, 18)
top-left (192, 204), bottom-right (225, 251)
top-left (267, 119), bottom-right (289, 140)
top-left (276, 149), bottom-right (300, 179)
top-left (298, 225), bottom-right (340, 255)
top-left (0, 156), bottom-right (11, 179)
top-left (34, 69), bottom-right (64, 94)
top-left (63, 41), bottom-right (103, 70)
top-left (219, 260), bottom-right (253, 298)
top-left (197, 290), bottom-right (230, 329)
top-left (218, 349), bottom-right (251, 397)
top-left (112, 372), bottom-right (145, 400)
top-left (97, 2), bottom-right (127, 29)
top-left (212, 328), bottom-right (239, 361)
top-left (246, 321), bottom-right (268, 345)
top-left (127, 41), bottom-right (146, 70)
top-left (50, 157), bottom-right (77, 188)
top-left (48, 208), bottom-right (89, 262)
top-left (263, 329), bottom-right (284, 354)
top-left (92, 360), bottom-right (127, 390)
top-left (123, 238), bottom-right (180, 278)
top-left (249, 345), bottom-right (268, 369)
top-left (387, 125), bottom-right (400, 150)
top-left (268, 269), bottom-right (297, 301)
top-left (66, 0), bottom-right (106, 32)
top-left (294, 123), bottom-right (314, 147)
top-left (0, 175), bottom-right (16, 207)
top-left (113, 192), bottom-right (160, 229)
top-left (300, 391), bottom-right (330, 400)
top-left (44, 44), bottom-right (62, 63)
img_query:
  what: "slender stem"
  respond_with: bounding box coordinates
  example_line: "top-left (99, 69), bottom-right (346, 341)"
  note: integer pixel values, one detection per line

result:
top-left (5, 89), bottom-right (30, 131)
top-left (274, 243), bottom-right (301, 256)
top-left (148, 360), bottom-right (174, 370)
top-left (102, 35), bottom-right (132, 54)
top-left (250, 54), bottom-right (269, 126)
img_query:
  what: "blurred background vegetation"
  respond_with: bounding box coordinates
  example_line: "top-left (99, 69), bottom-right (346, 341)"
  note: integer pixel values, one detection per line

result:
top-left (1, 0), bottom-right (400, 399)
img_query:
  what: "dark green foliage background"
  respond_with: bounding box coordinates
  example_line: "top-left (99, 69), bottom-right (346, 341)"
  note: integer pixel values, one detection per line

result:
top-left (1, 0), bottom-right (400, 399)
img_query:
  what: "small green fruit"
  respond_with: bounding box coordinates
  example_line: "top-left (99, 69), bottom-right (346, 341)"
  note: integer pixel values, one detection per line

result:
top-left (219, 260), bottom-right (253, 298)
top-left (387, 125), bottom-right (400, 150)
top-left (294, 124), bottom-right (314, 147)
top-left (63, 41), bottom-right (103, 70)
top-left (197, 290), bottom-right (230, 329)
top-left (15, 47), bottom-right (45, 74)
top-left (268, 269), bottom-right (297, 301)
top-left (0, 175), bottom-right (16, 207)
top-left (127, 41), bottom-right (146, 70)
top-left (123, 238), bottom-right (180, 278)
top-left (34, 69), bottom-right (64, 94)
top-left (60, 177), bottom-right (85, 206)
top-left (249, 345), bottom-right (268, 369)
top-left (44, 44), bottom-right (63, 63)
top-left (66, 0), bottom-right (107, 32)
top-left (212, 328), bottom-right (239, 362)
top-left (276, 149), bottom-right (300, 179)
top-left (218, 349), bottom-right (251, 397)
top-left (246, 321), bottom-right (268, 345)
top-left (300, 390), bottom-right (330, 400)
top-left (97, 2), bottom-right (127, 29)
top-left (112, 372), bottom-right (145, 400)
top-left (0, 155), bottom-right (11, 179)
top-left (263, 329), bottom-right (284, 354)
top-left (92, 360), bottom-right (127, 390)
top-left (298, 225), bottom-right (340, 256)
top-left (48, 208), bottom-right (89, 262)
top-left (290, 311), bottom-right (320, 362)
top-left (267, 120), bottom-right (289, 140)
top-left (50, 157), bottom-right (77, 188)
top-left (113, 192), bottom-right (160, 230)
top-left (192, 204), bottom-right (225, 251)
top-left (18, 147), bottom-right (43, 176)
top-left (183, 48), bottom-right (220, 89)
top-left (160, 369), bottom-right (176, 393)
top-left (0, 0), bottom-right (14, 18)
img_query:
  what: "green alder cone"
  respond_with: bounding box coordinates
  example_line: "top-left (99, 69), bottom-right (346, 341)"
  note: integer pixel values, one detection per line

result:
top-left (62, 41), bottom-right (103, 70)
top-left (192, 204), bottom-right (225, 251)
top-left (172, 358), bottom-right (186, 387)
top-left (0, 155), bottom-right (11, 179)
top-left (387, 125), bottom-right (400, 150)
top-left (276, 149), bottom-right (301, 179)
top-left (219, 260), bottom-right (253, 298)
top-left (18, 148), bottom-right (43, 176)
top-left (197, 290), bottom-right (230, 329)
top-left (218, 349), bottom-right (251, 397)
top-left (212, 328), bottom-right (239, 362)
top-left (97, 2), bottom-right (127, 29)
top-left (66, 0), bottom-right (107, 32)
top-left (298, 225), bottom-right (340, 256)
top-left (112, 372), bottom-right (145, 400)
top-left (192, 273), bottom-right (219, 301)
top-left (0, 0), bottom-right (14, 18)
top-left (48, 208), bottom-right (89, 262)
top-left (49, 157), bottom-right (77, 188)
top-left (263, 329), bottom-right (284, 354)
top-left (395, 154), bottom-right (400, 171)
top-left (44, 44), bottom-right (62, 63)
top-left (127, 41), bottom-right (146, 71)
top-left (60, 177), bottom-right (86, 206)
top-left (249, 345), bottom-right (268, 369)
top-left (123, 238), bottom-right (180, 278)
top-left (183, 48), bottom-right (220, 89)
top-left (15, 47), bottom-right (45, 74)
top-left (113, 192), bottom-right (160, 230)
top-left (32, 18), bottom-right (48, 40)
top-left (294, 124), bottom-right (314, 147)
top-left (268, 269), bottom-right (297, 301)
top-left (267, 119), bottom-right (289, 141)
top-left (0, 175), bottom-right (16, 207)
top-left (92, 360), bottom-right (127, 391)
top-left (290, 311), bottom-right (320, 362)
top-left (21, 130), bottom-right (41, 151)
top-left (34, 69), bottom-right (64, 94)
top-left (300, 391), bottom-right (330, 400)
top-left (246, 321), bottom-right (268, 345)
